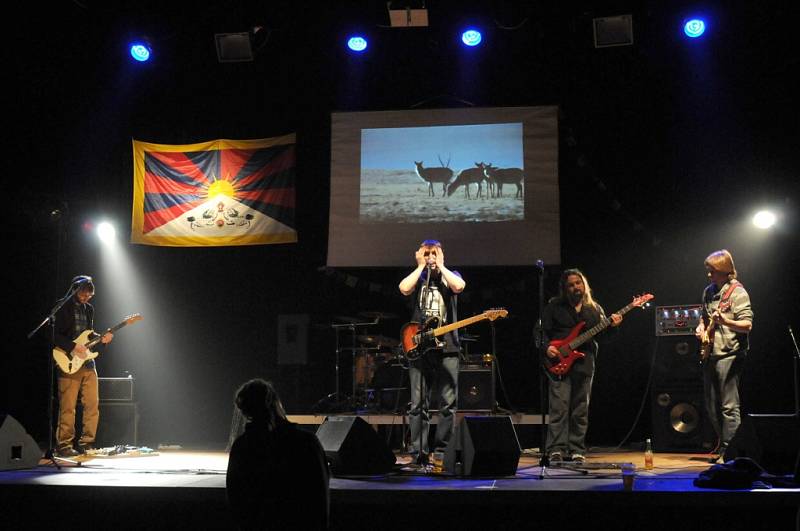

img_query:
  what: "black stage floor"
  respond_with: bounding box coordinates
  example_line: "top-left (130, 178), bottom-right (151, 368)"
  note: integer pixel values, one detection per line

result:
top-left (1, 449), bottom-right (798, 530)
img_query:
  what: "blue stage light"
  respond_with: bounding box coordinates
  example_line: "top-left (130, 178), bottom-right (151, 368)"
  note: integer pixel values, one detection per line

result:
top-left (683, 19), bottom-right (706, 38)
top-left (129, 42), bottom-right (151, 62)
top-left (347, 36), bottom-right (368, 52)
top-left (461, 29), bottom-right (482, 47)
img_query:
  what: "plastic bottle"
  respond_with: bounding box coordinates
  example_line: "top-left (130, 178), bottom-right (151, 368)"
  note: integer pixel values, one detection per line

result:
top-left (644, 438), bottom-right (654, 470)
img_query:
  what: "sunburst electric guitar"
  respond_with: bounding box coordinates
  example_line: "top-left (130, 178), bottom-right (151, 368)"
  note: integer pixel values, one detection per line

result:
top-left (699, 301), bottom-right (731, 362)
top-left (400, 308), bottom-right (508, 360)
top-left (53, 313), bottom-right (143, 374)
top-left (543, 294), bottom-right (653, 378)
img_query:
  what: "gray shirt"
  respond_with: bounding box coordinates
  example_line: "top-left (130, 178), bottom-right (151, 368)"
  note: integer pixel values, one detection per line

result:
top-left (702, 280), bottom-right (753, 356)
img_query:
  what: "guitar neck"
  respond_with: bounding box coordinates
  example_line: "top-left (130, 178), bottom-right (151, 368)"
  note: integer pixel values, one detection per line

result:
top-left (433, 314), bottom-right (489, 337)
top-left (85, 319), bottom-right (133, 348)
top-left (568, 301), bottom-right (637, 350)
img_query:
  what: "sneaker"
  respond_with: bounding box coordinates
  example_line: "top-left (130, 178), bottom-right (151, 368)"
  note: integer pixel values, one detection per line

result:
top-left (57, 447), bottom-right (80, 458)
top-left (571, 453), bottom-right (586, 464)
top-left (549, 451), bottom-right (563, 463)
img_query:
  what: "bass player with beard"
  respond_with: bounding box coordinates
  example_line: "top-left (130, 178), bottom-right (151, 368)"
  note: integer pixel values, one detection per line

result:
top-left (542, 268), bottom-right (621, 464)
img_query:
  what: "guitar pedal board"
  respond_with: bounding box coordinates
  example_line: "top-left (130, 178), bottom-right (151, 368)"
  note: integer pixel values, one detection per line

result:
top-left (655, 305), bottom-right (703, 336)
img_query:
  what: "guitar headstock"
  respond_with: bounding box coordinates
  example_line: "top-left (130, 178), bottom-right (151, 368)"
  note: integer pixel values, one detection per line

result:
top-left (484, 308), bottom-right (508, 321)
top-left (632, 294), bottom-right (654, 308)
top-left (125, 313), bottom-right (144, 325)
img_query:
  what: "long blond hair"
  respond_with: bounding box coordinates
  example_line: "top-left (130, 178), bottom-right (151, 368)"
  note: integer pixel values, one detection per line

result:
top-left (704, 249), bottom-right (737, 280)
top-left (559, 268), bottom-right (597, 309)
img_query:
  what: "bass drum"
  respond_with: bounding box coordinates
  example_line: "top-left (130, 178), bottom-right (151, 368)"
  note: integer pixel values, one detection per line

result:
top-left (367, 349), bottom-right (409, 412)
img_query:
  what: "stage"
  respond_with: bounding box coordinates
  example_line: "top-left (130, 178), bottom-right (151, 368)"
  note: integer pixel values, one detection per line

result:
top-left (1, 448), bottom-right (797, 530)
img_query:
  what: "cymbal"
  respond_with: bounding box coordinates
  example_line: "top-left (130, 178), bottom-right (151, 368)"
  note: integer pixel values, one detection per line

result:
top-left (358, 311), bottom-right (399, 320)
top-left (357, 335), bottom-right (400, 348)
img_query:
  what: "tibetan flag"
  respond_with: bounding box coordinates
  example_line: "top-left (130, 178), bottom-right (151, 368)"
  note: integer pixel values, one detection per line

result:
top-left (131, 135), bottom-right (297, 246)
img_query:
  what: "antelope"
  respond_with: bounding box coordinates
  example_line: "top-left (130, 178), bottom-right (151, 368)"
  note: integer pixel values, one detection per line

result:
top-left (447, 162), bottom-right (489, 199)
top-left (414, 158), bottom-right (453, 197)
top-left (484, 165), bottom-right (524, 198)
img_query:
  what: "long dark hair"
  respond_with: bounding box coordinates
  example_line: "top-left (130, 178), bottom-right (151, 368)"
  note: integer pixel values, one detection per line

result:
top-left (234, 379), bottom-right (287, 431)
top-left (558, 268), bottom-right (597, 309)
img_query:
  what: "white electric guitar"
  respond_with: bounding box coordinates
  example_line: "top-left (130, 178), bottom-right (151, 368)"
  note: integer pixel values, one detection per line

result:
top-left (52, 314), bottom-right (143, 374)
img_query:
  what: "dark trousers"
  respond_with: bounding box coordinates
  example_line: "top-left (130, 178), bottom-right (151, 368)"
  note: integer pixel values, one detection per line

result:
top-left (546, 354), bottom-right (595, 456)
top-left (703, 351), bottom-right (746, 446)
top-left (408, 352), bottom-right (458, 455)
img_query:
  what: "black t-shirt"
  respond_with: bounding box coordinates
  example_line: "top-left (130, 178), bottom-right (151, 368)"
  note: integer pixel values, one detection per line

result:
top-left (406, 269), bottom-right (461, 354)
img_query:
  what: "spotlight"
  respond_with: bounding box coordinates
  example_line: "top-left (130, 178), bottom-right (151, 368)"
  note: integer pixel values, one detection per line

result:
top-left (683, 18), bottom-right (706, 38)
top-left (129, 41), bottom-right (152, 62)
top-left (461, 29), bottom-right (482, 47)
top-left (347, 36), bottom-right (368, 52)
top-left (97, 222), bottom-right (116, 244)
top-left (752, 210), bottom-right (776, 230)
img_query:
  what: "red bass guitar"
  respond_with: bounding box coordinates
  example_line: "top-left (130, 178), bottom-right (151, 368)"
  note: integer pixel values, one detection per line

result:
top-left (543, 294), bottom-right (653, 378)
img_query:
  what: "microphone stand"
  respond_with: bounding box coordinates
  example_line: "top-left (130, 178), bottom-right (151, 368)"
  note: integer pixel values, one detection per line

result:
top-left (788, 326), bottom-right (800, 416)
top-left (534, 260), bottom-right (550, 478)
top-left (414, 265), bottom-right (433, 465)
top-left (27, 283), bottom-right (82, 468)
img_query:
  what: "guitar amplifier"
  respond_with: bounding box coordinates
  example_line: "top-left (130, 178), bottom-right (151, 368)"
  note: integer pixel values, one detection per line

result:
top-left (655, 305), bottom-right (703, 336)
top-left (99, 376), bottom-right (135, 401)
top-left (458, 364), bottom-right (494, 411)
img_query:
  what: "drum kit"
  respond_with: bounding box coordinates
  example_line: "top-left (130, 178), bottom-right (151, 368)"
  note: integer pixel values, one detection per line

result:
top-left (327, 311), bottom-right (406, 412)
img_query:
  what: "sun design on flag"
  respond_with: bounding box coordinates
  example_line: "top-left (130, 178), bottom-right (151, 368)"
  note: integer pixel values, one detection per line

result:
top-left (205, 175), bottom-right (238, 200)
top-left (193, 174), bottom-right (254, 229)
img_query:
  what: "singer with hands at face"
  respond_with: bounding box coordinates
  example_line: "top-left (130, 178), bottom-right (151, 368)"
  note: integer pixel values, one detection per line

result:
top-left (398, 240), bottom-right (465, 465)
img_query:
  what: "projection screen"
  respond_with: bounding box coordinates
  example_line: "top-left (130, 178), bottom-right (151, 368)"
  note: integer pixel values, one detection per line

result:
top-left (328, 106), bottom-right (559, 267)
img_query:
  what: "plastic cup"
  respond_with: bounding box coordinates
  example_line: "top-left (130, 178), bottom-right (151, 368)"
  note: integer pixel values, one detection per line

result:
top-left (621, 462), bottom-right (635, 491)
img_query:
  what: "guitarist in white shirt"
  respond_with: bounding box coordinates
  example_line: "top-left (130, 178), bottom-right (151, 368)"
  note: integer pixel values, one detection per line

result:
top-left (53, 276), bottom-right (114, 457)
top-left (694, 250), bottom-right (753, 463)
top-left (399, 240), bottom-right (465, 464)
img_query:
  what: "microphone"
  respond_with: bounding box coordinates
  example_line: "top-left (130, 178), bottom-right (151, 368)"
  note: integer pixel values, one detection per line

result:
top-left (535, 260), bottom-right (544, 271)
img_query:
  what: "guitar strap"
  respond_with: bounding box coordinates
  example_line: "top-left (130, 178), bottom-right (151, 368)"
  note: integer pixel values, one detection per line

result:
top-left (719, 280), bottom-right (740, 309)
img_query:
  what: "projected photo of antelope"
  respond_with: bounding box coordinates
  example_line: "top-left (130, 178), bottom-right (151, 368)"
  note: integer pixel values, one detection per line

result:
top-left (359, 123), bottom-right (525, 223)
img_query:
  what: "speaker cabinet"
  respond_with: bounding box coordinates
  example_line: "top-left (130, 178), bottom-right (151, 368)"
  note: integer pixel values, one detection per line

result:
top-left (653, 336), bottom-right (702, 387)
top-left (725, 413), bottom-right (800, 475)
top-left (315, 416), bottom-right (395, 476)
top-left (0, 414), bottom-right (41, 470)
top-left (650, 384), bottom-right (715, 453)
top-left (458, 367), bottom-right (493, 411)
top-left (96, 402), bottom-right (139, 447)
top-left (443, 415), bottom-right (521, 476)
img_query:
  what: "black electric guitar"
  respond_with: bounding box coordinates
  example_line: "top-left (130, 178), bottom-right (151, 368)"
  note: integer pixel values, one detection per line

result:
top-left (400, 309), bottom-right (507, 360)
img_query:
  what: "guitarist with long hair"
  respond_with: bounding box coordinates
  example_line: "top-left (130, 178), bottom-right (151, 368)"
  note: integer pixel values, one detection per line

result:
top-left (398, 239), bottom-right (465, 464)
top-left (543, 269), bottom-right (622, 464)
top-left (694, 249), bottom-right (753, 462)
top-left (53, 275), bottom-right (114, 457)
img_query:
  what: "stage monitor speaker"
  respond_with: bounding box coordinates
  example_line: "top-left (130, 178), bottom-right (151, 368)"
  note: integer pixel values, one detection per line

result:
top-left (444, 415), bottom-right (520, 476)
top-left (725, 413), bottom-right (800, 475)
top-left (458, 367), bottom-right (493, 411)
top-left (315, 416), bottom-right (395, 476)
top-left (651, 384), bottom-right (715, 453)
top-left (96, 402), bottom-right (139, 447)
top-left (0, 414), bottom-right (41, 470)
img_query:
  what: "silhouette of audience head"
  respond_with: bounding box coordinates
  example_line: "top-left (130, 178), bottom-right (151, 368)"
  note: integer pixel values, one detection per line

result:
top-left (234, 378), bottom-right (287, 430)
